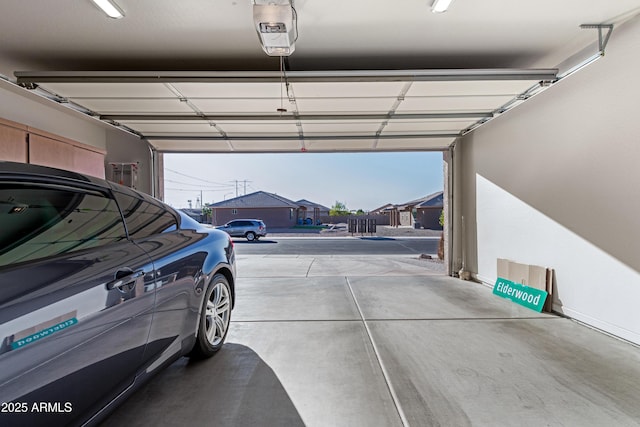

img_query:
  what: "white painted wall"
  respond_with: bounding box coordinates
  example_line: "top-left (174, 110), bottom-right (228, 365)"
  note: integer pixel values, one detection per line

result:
top-left (0, 80), bottom-right (153, 194)
top-left (0, 80), bottom-right (106, 148)
top-left (454, 15), bottom-right (640, 344)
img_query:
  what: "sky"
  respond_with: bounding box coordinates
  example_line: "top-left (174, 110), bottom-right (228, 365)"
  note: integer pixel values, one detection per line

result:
top-left (163, 152), bottom-right (444, 212)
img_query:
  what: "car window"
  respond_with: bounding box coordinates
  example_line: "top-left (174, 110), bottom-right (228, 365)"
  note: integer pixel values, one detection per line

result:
top-left (113, 191), bottom-right (178, 239)
top-left (0, 182), bottom-right (127, 267)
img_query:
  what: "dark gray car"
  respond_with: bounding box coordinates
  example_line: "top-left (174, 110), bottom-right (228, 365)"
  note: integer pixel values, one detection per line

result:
top-left (217, 219), bottom-right (267, 241)
top-left (0, 162), bottom-right (236, 426)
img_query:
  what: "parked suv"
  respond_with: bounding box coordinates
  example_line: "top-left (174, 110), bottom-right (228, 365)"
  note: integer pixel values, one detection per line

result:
top-left (217, 219), bottom-right (267, 241)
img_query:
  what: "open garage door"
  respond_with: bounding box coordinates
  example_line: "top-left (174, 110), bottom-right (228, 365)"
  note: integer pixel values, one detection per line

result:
top-left (15, 69), bottom-right (555, 153)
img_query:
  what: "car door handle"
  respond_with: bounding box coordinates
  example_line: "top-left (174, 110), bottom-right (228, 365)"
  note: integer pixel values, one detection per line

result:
top-left (106, 269), bottom-right (144, 292)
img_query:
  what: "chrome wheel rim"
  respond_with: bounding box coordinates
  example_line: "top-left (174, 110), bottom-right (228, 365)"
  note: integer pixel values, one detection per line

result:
top-left (246, 232), bottom-right (255, 241)
top-left (205, 281), bottom-right (231, 346)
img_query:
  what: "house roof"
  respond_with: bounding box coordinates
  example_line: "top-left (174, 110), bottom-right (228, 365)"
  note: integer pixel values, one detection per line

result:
top-left (210, 191), bottom-right (300, 209)
top-left (370, 203), bottom-right (396, 214)
top-left (378, 191), bottom-right (444, 211)
top-left (296, 199), bottom-right (330, 211)
top-left (414, 191), bottom-right (444, 209)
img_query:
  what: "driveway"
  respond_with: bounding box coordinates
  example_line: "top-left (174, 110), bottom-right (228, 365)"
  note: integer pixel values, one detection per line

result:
top-left (103, 253), bottom-right (640, 426)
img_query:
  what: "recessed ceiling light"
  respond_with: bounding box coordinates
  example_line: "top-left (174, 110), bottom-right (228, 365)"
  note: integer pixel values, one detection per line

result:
top-left (431, 0), bottom-right (454, 13)
top-left (91, 0), bottom-right (125, 19)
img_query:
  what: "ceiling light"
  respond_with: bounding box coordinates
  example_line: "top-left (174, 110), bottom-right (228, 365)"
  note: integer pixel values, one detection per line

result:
top-left (431, 0), bottom-right (454, 13)
top-left (253, 0), bottom-right (297, 56)
top-left (91, 0), bottom-right (125, 19)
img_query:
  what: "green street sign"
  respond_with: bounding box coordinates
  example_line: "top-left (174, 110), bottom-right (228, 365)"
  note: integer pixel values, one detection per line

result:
top-left (493, 277), bottom-right (547, 312)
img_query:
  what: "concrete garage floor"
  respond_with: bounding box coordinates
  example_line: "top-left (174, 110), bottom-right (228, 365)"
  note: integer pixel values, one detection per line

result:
top-left (104, 255), bottom-right (640, 427)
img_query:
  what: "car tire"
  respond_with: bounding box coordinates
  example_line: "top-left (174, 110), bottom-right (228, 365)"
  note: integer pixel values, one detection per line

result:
top-left (189, 274), bottom-right (232, 358)
top-left (246, 231), bottom-right (256, 241)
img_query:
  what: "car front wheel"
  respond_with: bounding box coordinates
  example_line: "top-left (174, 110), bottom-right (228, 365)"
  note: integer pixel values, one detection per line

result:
top-left (189, 274), bottom-right (232, 358)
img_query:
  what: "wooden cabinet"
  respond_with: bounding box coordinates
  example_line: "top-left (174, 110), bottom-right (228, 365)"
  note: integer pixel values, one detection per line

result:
top-left (0, 117), bottom-right (106, 179)
top-left (0, 118), bottom-right (28, 163)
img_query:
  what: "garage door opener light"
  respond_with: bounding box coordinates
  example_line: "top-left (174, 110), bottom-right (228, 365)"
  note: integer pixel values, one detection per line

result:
top-left (90, 0), bottom-right (125, 19)
top-left (253, 0), bottom-right (297, 56)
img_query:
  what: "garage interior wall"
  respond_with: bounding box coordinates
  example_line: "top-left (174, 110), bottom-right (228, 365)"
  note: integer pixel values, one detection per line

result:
top-left (105, 129), bottom-right (153, 195)
top-left (0, 81), bottom-right (153, 194)
top-left (0, 81), bottom-right (106, 151)
top-left (453, 15), bottom-right (640, 345)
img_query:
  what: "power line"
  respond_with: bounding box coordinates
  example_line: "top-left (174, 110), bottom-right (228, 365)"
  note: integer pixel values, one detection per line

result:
top-left (165, 168), bottom-right (233, 187)
top-left (165, 187), bottom-right (237, 193)
top-left (165, 178), bottom-right (234, 189)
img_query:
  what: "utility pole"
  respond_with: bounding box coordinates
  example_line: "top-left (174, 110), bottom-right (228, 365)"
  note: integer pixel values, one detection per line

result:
top-left (231, 179), bottom-right (251, 197)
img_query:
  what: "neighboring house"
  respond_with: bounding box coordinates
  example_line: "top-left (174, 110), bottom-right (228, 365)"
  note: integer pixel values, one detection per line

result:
top-left (370, 203), bottom-right (395, 215)
top-left (374, 191), bottom-right (444, 229)
top-left (209, 191), bottom-right (303, 228)
top-left (296, 199), bottom-right (330, 224)
top-left (414, 191), bottom-right (444, 230)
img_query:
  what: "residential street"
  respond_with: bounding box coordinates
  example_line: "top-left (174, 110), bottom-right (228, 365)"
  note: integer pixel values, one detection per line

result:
top-left (232, 236), bottom-right (441, 256)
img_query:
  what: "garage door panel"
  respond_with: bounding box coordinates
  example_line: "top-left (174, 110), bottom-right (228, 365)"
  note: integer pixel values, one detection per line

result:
top-left (305, 139), bottom-right (375, 151)
top-left (301, 120), bottom-right (383, 133)
top-left (147, 139), bottom-right (233, 152)
top-left (231, 139), bottom-right (303, 152)
top-left (70, 98), bottom-right (193, 114)
top-left (292, 82), bottom-right (405, 98)
top-left (119, 121), bottom-right (223, 134)
top-left (406, 80), bottom-right (540, 97)
top-left (383, 120), bottom-right (475, 133)
top-left (216, 122), bottom-right (299, 134)
top-left (396, 95), bottom-right (513, 112)
top-left (42, 83), bottom-right (175, 98)
top-left (296, 97), bottom-right (396, 114)
top-left (375, 137), bottom-right (455, 150)
top-left (190, 98), bottom-right (287, 114)
top-left (172, 82), bottom-right (283, 98)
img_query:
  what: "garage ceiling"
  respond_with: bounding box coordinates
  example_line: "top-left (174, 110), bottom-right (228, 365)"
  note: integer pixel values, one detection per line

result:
top-left (1, 1), bottom-right (638, 153)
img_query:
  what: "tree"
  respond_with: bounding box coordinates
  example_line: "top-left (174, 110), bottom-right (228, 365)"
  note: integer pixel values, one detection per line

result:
top-left (202, 206), bottom-right (212, 224)
top-left (330, 201), bottom-right (350, 216)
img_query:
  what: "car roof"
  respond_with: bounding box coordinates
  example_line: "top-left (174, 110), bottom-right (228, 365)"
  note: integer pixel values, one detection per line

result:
top-left (0, 161), bottom-right (181, 220)
top-left (0, 161), bottom-right (106, 188)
